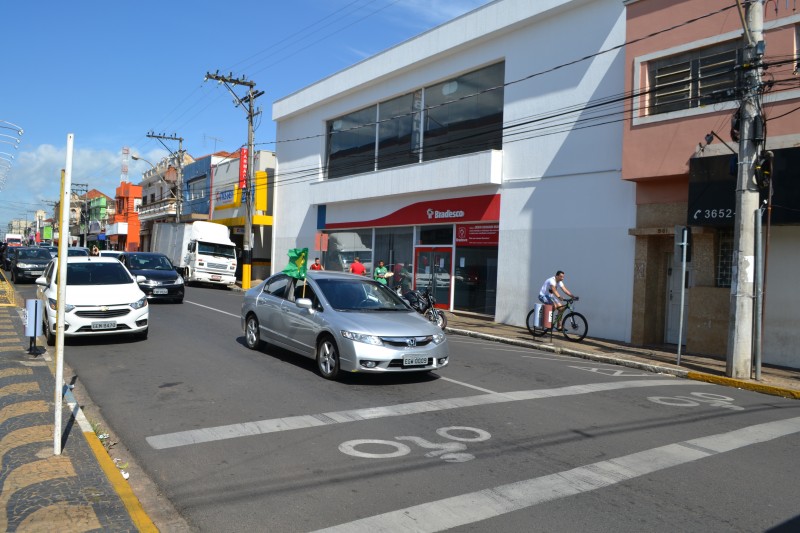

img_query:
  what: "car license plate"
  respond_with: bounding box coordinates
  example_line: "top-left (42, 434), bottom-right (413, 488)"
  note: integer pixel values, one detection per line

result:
top-left (91, 321), bottom-right (117, 330)
top-left (153, 288), bottom-right (168, 295)
top-left (403, 356), bottom-right (429, 366)
top-left (211, 275), bottom-right (222, 281)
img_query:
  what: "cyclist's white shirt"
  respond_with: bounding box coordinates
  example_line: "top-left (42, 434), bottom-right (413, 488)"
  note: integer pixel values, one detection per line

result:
top-left (539, 276), bottom-right (564, 300)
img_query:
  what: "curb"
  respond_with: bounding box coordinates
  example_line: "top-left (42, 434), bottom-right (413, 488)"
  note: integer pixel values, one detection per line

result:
top-left (446, 327), bottom-right (800, 400)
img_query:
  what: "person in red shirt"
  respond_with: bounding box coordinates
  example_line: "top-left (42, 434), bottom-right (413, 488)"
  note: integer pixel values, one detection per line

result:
top-left (310, 257), bottom-right (324, 271)
top-left (349, 256), bottom-right (366, 276)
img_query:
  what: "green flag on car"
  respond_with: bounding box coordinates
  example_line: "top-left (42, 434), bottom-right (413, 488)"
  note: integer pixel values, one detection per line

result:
top-left (282, 248), bottom-right (309, 279)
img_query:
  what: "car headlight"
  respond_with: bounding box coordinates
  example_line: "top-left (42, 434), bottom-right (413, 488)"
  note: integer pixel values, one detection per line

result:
top-left (17, 262), bottom-right (35, 268)
top-left (341, 330), bottom-right (383, 346)
top-left (47, 298), bottom-right (74, 313)
top-left (139, 279), bottom-right (159, 286)
top-left (130, 297), bottom-right (148, 310)
top-left (175, 275), bottom-right (184, 285)
top-left (432, 333), bottom-right (445, 344)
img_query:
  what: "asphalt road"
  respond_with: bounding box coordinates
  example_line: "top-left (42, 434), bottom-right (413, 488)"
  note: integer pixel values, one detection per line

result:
top-left (17, 282), bottom-right (800, 532)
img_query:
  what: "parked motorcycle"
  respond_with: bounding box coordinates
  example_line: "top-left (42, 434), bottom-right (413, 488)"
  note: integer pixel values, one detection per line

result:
top-left (400, 285), bottom-right (448, 329)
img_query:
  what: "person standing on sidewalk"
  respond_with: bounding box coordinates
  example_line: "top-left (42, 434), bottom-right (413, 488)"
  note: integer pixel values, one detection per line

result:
top-left (538, 270), bottom-right (574, 329)
top-left (349, 257), bottom-right (366, 276)
top-left (310, 257), bottom-right (324, 271)
top-left (374, 260), bottom-right (389, 285)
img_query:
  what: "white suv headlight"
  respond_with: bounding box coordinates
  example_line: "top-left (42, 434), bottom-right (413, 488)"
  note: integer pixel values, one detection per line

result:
top-left (341, 330), bottom-right (383, 346)
top-left (48, 298), bottom-right (74, 313)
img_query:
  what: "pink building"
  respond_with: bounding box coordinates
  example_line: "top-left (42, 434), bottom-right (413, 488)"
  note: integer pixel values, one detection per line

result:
top-left (623, 0), bottom-right (800, 368)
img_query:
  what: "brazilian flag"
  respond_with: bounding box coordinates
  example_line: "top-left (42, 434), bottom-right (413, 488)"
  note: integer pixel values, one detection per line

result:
top-left (282, 248), bottom-right (308, 279)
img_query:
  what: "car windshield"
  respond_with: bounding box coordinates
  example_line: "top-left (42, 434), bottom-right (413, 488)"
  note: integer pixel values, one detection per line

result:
top-left (67, 248), bottom-right (89, 256)
top-left (130, 255), bottom-right (174, 270)
top-left (197, 241), bottom-right (236, 259)
top-left (66, 262), bottom-right (134, 285)
top-left (315, 278), bottom-right (410, 312)
top-left (17, 249), bottom-right (52, 260)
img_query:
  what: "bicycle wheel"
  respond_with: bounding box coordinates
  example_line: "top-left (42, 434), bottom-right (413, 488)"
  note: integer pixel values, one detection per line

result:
top-left (526, 308), bottom-right (548, 337)
top-left (560, 312), bottom-right (588, 342)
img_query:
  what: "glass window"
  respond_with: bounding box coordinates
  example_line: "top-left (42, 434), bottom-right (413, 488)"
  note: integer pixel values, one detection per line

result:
top-left (324, 230), bottom-right (373, 273)
top-left (453, 245), bottom-right (498, 315)
top-left (649, 41), bottom-right (740, 115)
top-left (423, 62), bottom-right (505, 162)
top-left (326, 106), bottom-right (377, 179)
top-left (266, 275), bottom-right (290, 298)
top-left (716, 229), bottom-right (734, 288)
top-left (418, 225), bottom-right (453, 245)
top-left (374, 227), bottom-right (413, 292)
top-left (378, 91), bottom-right (422, 170)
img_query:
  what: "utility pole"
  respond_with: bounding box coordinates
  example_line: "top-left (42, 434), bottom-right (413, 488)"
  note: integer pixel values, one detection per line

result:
top-left (204, 71), bottom-right (264, 290)
top-left (727, 0), bottom-right (765, 379)
top-left (146, 132), bottom-right (184, 222)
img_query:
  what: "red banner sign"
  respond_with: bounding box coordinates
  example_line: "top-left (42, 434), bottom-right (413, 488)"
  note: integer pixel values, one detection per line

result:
top-left (239, 147), bottom-right (249, 190)
top-left (456, 223), bottom-right (499, 246)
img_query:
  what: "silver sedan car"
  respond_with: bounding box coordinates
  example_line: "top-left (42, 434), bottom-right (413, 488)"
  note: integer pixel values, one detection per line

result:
top-left (241, 271), bottom-right (449, 380)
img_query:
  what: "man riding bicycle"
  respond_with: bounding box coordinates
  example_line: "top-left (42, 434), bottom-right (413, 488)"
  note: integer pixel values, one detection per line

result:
top-left (538, 270), bottom-right (575, 330)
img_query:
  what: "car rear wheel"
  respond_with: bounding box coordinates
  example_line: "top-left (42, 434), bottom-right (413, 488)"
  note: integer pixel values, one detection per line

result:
top-left (245, 315), bottom-right (262, 350)
top-left (316, 335), bottom-right (340, 380)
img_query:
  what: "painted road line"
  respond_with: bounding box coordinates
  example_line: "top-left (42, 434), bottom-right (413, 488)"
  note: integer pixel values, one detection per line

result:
top-left (314, 415), bottom-right (800, 533)
top-left (147, 379), bottom-right (702, 450)
top-left (439, 377), bottom-right (497, 394)
top-left (185, 300), bottom-right (240, 318)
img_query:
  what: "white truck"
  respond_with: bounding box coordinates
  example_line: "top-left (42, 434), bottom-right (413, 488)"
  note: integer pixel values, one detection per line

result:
top-left (4, 233), bottom-right (23, 247)
top-left (151, 221), bottom-right (237, 287)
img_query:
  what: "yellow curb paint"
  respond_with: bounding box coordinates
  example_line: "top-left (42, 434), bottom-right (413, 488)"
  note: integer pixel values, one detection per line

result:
top-left (0, 456), bottom-right (75, 532)
top-left (0, 367), bottom-right (33, 378)
top-left (0, 400), bottom-right (48, 426)
top-left (686, 371), bottom-right (800, 400)
top-left (85, 432), bottom-right (158, 532)
top-left (0, 382), bottom-right (39, 396)
top-left (0, 425), bottom-right (51, 461)
top-left (17, 501), bottom-right (102, 532)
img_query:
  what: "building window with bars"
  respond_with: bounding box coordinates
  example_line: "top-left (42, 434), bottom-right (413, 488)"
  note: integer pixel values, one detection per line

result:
top-left (648, 41), bottom-right (741, 115)
top-left (716, 229), bottom-right (734, 288)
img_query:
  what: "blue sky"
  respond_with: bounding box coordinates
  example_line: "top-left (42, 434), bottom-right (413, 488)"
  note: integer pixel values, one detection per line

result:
top-left (0, 0), bottom-right (491, 232)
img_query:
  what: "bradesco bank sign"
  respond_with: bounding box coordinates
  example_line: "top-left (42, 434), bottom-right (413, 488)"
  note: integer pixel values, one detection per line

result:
top-left (324, 194), bottom-right (500, 229)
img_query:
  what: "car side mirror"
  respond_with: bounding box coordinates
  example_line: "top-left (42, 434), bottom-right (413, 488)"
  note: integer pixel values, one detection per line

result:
top-left (136, 275), bottom-right (147, 283)
top-left (35, 277), bottom-right (47, 286)
top-left (296, 297), bottom-right (313, 312)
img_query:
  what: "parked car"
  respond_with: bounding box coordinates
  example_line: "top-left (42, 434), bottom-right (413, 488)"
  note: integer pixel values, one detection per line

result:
top-left (9, 247), bottom-right (53, 283)
top-left (67, 247), bottom-right (90, 257)
top-left (35, 256), bottom-right (149, 345)
top-left (241, 270), bottom-right (448, 380)
top-left (119, 252), bottom-right (184, 303)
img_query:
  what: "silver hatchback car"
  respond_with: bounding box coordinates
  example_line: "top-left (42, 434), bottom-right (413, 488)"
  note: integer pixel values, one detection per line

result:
top-left (241, 271), bottom-right (449, 380)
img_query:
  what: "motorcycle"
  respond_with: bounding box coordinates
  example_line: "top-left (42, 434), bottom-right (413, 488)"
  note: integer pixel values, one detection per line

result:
top-left (399, 284), bottom-right (448, 329)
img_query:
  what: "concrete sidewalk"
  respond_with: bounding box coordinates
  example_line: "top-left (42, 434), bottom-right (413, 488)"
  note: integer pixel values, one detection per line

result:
top-left (0, 304), bottom-right (157, 532)
top-left (445, 311), bottom-right (800, 399)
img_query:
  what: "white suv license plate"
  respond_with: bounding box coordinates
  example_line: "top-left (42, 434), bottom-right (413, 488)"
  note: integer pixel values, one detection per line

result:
top-left (403, 356), bottom-right (429, 366)
top-left (211, 275), bottom-right (222, 281)
top-left (153, 288), bottom-right (168, 295)
top-left (91, 321), bottom-right (117, 330)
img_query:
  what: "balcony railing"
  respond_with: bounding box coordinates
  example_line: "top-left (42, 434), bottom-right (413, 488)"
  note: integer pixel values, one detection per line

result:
top-left (138, 198), bottom-right (177, 221)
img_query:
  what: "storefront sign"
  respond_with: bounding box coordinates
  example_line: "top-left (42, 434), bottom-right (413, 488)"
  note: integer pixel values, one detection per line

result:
top-left (456, 223), bottom-right (499, 246)
top-left (325, 194), bottom-right (500, 229)
top-left (239, 147), bottom-right (248, 190)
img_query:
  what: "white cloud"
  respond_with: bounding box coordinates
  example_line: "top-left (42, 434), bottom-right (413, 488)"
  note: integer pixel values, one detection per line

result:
top-left (0, 143), bottom-right (167, 225)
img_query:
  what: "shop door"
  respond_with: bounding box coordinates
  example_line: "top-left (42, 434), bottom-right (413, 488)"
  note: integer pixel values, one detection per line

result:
top-left (413, 247), bottom-right (452, 309)
top-left (665, 252), bottom-right (690, 346)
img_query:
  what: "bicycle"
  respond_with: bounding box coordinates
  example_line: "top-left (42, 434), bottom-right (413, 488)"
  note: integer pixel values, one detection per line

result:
top-left (525, 297), bottom-right (588, 342)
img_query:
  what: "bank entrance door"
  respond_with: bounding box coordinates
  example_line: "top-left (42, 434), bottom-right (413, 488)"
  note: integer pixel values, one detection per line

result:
top-left (413, 247), bottom-right (452, 309)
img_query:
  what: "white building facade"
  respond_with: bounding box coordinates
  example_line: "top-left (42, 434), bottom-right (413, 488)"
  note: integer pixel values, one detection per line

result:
top-left (272, 0), bottom-right (636, 341)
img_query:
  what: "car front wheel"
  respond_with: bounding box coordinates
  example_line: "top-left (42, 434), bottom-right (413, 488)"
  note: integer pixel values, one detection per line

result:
top-left (316, 336), bottom-right (340, 380)
top-left (245, 315), bottom-right (262, 350)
